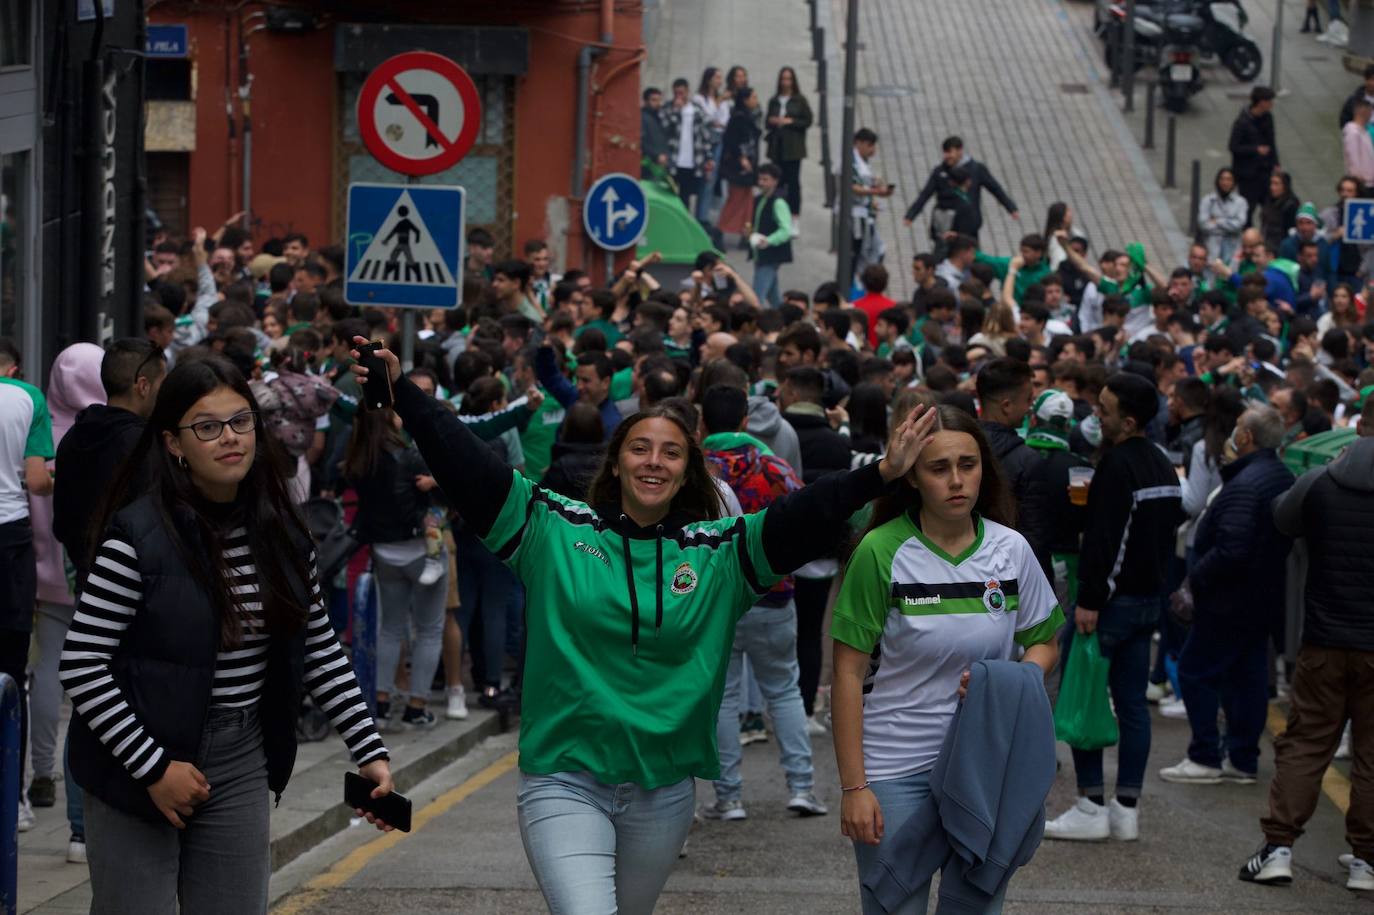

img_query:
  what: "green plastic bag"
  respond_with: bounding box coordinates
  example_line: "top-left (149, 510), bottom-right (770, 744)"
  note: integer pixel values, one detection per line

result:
top-left (1053, 632), bottom-right (1119, 750)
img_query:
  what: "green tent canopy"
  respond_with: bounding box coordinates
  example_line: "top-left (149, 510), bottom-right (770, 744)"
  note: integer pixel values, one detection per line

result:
top-left (635, 162), bottom-right (722, 265)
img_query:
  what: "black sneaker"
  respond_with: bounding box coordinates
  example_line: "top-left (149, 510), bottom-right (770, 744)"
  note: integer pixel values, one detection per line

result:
top-left (402, 706), bottom-right (437, 728)
top-left (28, 776), bottom-right (55, 808)
top-left (1238, 842), bottom-right (1293, 885)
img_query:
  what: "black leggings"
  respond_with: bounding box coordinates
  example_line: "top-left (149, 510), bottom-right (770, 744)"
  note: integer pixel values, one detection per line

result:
top-left (778, 159), bottom-right (803, 215)
top-left (794, 576), bottom-right (832, 717)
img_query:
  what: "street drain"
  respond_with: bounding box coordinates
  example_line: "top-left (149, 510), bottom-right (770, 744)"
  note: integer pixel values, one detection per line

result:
top-left (859, 85), bottom-right (915, 97)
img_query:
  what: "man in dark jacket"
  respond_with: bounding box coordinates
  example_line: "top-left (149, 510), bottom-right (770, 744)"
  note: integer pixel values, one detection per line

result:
top-left (1160, 406), bottom-right (1292, 789)
top-left (779, 366), bottom-right (852, 484)
top-left (1046, 372), bottom-right (1182, 844)
top-left (1338, 64), bottom-right (1374, 128)
top-left (53, 339), bottom-right (165, 579)
top-left (1229, 87), bottom-right (1280, 223)
top-left (976, 359), bottom-right (1051, 577)
top-left (1026, 389), bottom-right (1089, 607)
top-left (1238, 399), bottom-right (1374, 889)
top-left (639, 87), bottom-right (670, 177)
top-left (902, 136), bottom-right (1018, 246)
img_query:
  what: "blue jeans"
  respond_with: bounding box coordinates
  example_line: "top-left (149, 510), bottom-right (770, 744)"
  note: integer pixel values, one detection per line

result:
top-left (714, 601), bottom-right (814, 802)
top-left (1068, 594), bottom-right (1159, 799)
top-left (696, 139), bottom-right (723, 223)
top-left (1179, 620), bottom-right (1269, 773)
top-left (517, 770), bottom-right (695, 915)
top-left (753, 263), bottom-right (782, 307)
top-left (852, 771), bottom-right (1008, 915)
top-left (65, 732), bottom-right (83, 838)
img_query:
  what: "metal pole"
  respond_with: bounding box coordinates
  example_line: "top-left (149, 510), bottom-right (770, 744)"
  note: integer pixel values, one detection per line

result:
top-left (1188, 159), bottom-right (1202, 237)
top-left (400, 309), bottom-right (416, 372)
top-left (1270, 0), bottom-right (1284, 93)
top-left (604, 249), bottom-right (615, 288)
top-left (1122, 0), bottom-right (1137, 112)
top-left (836, 0), bottom-right (859, 293)
top-left (1165, 116), bottom-right (1178, 188)
top-left (1143, 81), bottom-right (1156, 149)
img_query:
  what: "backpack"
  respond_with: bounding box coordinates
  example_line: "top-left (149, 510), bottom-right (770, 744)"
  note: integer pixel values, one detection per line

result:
top-left (251, 371), bottom-right (340, 458)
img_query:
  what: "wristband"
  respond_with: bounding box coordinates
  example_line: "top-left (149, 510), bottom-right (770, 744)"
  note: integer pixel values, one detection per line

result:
top-left (841, 782), bottom-right (870, 793)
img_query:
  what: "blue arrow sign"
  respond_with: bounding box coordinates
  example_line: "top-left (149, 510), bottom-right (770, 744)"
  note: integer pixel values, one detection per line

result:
top-left (344, 183), bottom-right (465, 308)
top-left (1345, 199), bottom-right (1374, 245)
top-left (584, 172), bottom-right (648, 252)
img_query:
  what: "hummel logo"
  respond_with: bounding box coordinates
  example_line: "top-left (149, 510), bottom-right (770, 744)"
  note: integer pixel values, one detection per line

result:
top-left (903, 595), bottom-right (941, 607)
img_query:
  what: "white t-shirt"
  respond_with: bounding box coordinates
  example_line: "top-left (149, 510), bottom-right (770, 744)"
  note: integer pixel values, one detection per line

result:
top-left (675, 102), bottom-right (698, 169)
top-left (0, 378), bottom-right (54, 525)
top-left (832, 514), bottom-right (1062, 780)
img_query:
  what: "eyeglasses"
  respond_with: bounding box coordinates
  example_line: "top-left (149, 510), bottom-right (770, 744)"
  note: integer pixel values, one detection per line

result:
top-left (178, 411), bottom-right (258, 442)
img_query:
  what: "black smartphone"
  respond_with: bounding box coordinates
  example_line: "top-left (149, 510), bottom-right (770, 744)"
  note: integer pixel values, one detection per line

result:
top-left (344, 771), bottom-right (412, 832)
top-left (356, 342), bottom-right (394, 410)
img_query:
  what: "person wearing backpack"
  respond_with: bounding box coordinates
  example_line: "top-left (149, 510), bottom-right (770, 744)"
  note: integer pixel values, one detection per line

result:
top-left (250, 332), bottom-right (338, 501)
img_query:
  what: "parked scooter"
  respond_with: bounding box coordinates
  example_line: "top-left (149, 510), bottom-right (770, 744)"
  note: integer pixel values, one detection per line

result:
top-left (1102, 1), bottom-right (1205, 112)
top-left (1199, 0), bottom-right (1263, 82)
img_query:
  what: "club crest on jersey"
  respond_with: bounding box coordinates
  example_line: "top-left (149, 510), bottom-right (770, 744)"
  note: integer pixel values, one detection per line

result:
top-left (670, 561), bottom-right (698, 595)
top-left (983, 578), bottom-right (1006, 615)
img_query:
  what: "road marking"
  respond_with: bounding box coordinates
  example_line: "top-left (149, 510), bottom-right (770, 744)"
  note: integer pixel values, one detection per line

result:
top-left (1266, 702), bottom-right (1350, 814)
top-left (272, 750), bottom-right (519, 914)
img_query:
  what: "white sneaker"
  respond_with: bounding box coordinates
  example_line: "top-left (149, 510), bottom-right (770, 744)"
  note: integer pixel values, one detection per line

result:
top-left (1339, 853), bottom-right (1374, 890)
top-left (1145, 681), bottom-right (1171, 703)
top-left (66, 836), bottom-right (86, 864)
top-left (445, 685), bottom-right (469, 720)
top-left (1320, 19), bottom-right (1350, 46)
top-left (1109, 798), bottom-right (1139, 841)
top-left (805, 714), bottom-right (827, 736)
top-left (418, 556), bottom-right (445, 586)
top-left (1160, 757), bottom-right (1223, 784)
top-left (699, 799), bottom-right (747, 821)
top-left (17, 800), bottom-right (34, 833)
top-left (786, 792), bottom-right (829, 816)
top-left (1159, 697), bottom-right (1189, 719)
top-left (1239, 843), bottom-right (1292, 885)
top-left (1044, 797), bottom-right (1109, 841)
top-left (1222, 759), bottom-right (1258, 785)
top-left (1337, 723), bottom-right (1353, 760)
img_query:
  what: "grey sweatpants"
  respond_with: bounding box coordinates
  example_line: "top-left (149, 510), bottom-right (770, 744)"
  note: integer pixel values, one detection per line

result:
top-left (84, 706), bottom-right (271, 915)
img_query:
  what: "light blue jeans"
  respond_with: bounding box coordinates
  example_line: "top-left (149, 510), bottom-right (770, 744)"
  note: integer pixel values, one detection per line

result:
top-left (714, 600), bottom-right (814, 802)
top-left (753, 263), bottom-right (783, 307)
top-left (853, 770), bottom-right (1009, 915)
top-left (517, 770), bottom-right (695, 915)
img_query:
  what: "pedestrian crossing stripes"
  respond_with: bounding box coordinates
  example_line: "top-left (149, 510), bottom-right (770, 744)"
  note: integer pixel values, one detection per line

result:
top-left (350, 256), bottom-right (451, 285)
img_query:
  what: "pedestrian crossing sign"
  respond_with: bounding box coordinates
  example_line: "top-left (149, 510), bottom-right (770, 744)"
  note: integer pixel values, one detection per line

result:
top-left (344, 182), bottom-right (466, 308)
top-left (1344, 199), bottom-right (1374, 245)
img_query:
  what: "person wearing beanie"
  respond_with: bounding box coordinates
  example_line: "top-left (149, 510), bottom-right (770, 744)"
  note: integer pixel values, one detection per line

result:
top-left (1026, 390), bottom-right (1091, 608)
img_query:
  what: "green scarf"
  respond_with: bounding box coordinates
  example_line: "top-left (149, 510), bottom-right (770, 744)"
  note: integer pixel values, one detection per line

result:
top-left (702, 432), bottom-right (774, 455)
top-left (1026, 429), bottom-right (1069, 451)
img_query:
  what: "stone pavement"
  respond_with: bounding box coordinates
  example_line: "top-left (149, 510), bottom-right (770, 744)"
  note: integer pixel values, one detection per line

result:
top-left (846, 0), bottom-right (1191, 302)
top-left (1065, 0), bottom-right (1351, 243)
top-left (271, 699), bottom-right (1365, 913)
top-left (22, 702), bottom-right (501, 914)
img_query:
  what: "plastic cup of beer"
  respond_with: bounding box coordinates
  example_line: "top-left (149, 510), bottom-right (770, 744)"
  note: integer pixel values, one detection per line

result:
top-left (1068, 467), bottom-right (1094, 506)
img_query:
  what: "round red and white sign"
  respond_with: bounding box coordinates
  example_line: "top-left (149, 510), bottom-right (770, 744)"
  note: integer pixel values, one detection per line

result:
top-left (357, 51), bottom-right (482, 177)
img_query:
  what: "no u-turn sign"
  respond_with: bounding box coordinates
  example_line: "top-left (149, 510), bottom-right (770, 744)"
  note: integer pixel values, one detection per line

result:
top-left (357, 51), bottom-right (482, 176)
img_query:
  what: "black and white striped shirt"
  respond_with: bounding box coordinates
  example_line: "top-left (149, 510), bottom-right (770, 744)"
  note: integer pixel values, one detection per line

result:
top-left (60, 530), bottom-right (386, 783)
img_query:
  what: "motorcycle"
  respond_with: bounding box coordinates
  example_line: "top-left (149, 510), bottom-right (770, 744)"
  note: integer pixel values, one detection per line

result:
top-left (1102, 2), bottom-right (1205, 112)
top-left (1097, 0), bottom-right (1262, 83)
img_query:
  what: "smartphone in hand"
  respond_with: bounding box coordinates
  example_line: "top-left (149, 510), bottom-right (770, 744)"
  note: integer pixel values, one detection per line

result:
top-left (344, 771), bottom-right (412, 832)
top-left (356, 342), bottom-right (394, 410)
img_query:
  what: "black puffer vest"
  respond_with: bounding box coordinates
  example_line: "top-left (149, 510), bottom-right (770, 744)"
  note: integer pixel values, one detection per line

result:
top-left (69, 495), bottom-right (310, 824)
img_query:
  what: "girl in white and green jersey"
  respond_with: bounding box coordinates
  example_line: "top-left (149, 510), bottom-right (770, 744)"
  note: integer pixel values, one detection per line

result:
top-left (832, 404), bottom-right (1063, 915)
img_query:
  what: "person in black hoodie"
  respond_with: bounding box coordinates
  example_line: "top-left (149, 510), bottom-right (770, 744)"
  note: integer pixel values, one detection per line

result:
top-left (779, 366), bottom-right (851, 483)
top-left (52, 339), bottom-right (166, 578)
top-left (902, 136), bottom-right (1018, 247)
top-left (542, 402), bottom-right (606, 501)
top-left (1045, 372), bottom-right (1182, 845)
top-left (975, 358), bottom-right (1051, 578)
top-left (1229, 87), bottom-right (1280, 224)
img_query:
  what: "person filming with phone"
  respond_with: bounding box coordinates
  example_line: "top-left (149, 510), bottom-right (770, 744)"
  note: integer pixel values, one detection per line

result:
top-left (60, 356), bottom-right (394, 915)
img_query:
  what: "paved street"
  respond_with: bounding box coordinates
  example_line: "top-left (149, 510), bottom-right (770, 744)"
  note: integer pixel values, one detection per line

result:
top-left (268, 702), bottom-right (1367, 914)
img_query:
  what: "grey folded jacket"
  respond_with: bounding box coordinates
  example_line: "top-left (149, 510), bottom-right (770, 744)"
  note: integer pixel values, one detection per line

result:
top-left (863, 660), bottom-right (1056, 914)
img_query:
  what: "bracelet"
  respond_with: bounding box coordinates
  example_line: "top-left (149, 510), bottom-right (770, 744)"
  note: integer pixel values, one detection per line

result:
top-left (840, 782), bottom-right (870, 793)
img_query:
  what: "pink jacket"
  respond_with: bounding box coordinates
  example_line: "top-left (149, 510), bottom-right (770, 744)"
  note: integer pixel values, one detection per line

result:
top-left (29, 344), bottom-right (106, 611)
top-left (1343, 121), bottom-right (1374, 185)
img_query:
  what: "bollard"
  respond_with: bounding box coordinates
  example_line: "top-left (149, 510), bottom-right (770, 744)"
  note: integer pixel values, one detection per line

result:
top-left (1110, 23), bottom-right (1123, 88)
top-left (1164, 116), bottom-right (1177, 189)
top-left (1188, 159), bottom-right (1202, 237)
top-left (353, 568), bottom-right (377, 717)
top-left (0, 673), bottom-right (18, 915)
top-left (813, 26), bottom-right (825, 63)
top-left (1143, 81), bottom-right (1156, 149)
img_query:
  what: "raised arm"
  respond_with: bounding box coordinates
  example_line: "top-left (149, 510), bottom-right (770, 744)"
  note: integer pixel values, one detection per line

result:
top-left (535, 345), bottom-right (579, 409)
top-left (1055, 230), bottom-right (1102, 284)
top-left (353, 340), bottom-right (515, 538)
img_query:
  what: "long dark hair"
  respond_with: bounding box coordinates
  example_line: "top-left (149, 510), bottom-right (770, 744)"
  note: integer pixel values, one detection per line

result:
top-left (586, 406), bottom-right (722, 522)
top-left (1214, 166), bottom-right (1236, 197)
top-left (1203, 386), bottom-right (1246, 467)
top-left (864, 405), bottom-right (1014, 534)
top-left (848, 382), bottom-right (889, 448)
top-left (90, 357), bottom-right (312, 648)
top-left (343, 407), bottom-right (407, 481)
top-left (725, 65), bottom-right (748, 93)
top-left (774, 66), bottom-right (804, 100)
top-left (697, 66), bottom-right (720, 99)
top-left (1043, 201), bottom-right (1069, 240)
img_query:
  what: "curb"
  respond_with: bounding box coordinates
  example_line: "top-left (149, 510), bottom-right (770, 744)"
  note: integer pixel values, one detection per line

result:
top-left (269, 711), bottom-right (505, 871)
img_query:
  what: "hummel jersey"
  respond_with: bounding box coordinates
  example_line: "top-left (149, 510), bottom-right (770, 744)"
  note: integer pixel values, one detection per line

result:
top-left (832, 512), bottom-right (1064, 780)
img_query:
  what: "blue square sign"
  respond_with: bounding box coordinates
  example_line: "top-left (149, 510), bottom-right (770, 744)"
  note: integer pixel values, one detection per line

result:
top-left (345, 183), bottom-right (466, 308)
top-left (1344, 198), bottom-right (1374, 245)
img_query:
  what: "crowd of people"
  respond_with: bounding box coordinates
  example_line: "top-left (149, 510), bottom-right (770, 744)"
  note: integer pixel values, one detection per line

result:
top-left (1, 52), bottom-right (1373, 915)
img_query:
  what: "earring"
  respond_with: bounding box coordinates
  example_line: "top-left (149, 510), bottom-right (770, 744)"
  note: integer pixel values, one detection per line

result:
top-left (178, 455), bottom-right (188, 471)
